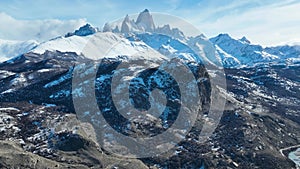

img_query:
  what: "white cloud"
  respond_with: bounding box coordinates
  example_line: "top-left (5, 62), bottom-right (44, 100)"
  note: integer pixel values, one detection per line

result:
top-left (0, 12), bottom-right (87, 42)
top-left (1, 1), bottom-right (299, 46)
top-left (193, 1), bottom-right (300, 46)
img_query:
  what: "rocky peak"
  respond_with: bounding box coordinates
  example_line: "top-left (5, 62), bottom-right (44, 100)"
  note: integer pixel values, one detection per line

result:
top-left (103, 23), bottom-right (112, 32)
top-left (210, 33), bottom-right (233, 43)
top-left (124, 14), bottom-right (130, 22)
top-left (102, 9), bottom-right (186, 40)
top-left (103, 9), bottom-right (157, 34)
top-left (65, 23), bottom-right (98, 37)
top-left (121, 14), bottom-right (138, 33)
top-left (135, 9), bottom-right (155, 32)
top-left (240, 36), bottom-right (251, 44)
top-left (155, 24), bottom-right (185, 41)
top-left (143, 9), bottom-right (149, 13)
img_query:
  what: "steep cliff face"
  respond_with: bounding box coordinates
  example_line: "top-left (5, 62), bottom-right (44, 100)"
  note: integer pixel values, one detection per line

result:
top-left (135, 9), bottom-right (156, 32)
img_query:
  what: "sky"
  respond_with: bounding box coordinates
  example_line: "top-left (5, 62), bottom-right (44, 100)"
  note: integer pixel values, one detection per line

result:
top-left (0, 0), bottom-right (299, 46)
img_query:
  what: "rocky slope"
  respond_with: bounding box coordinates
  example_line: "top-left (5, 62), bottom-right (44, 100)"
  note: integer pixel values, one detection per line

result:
top-left (0, 50), bottom-right (298, 168)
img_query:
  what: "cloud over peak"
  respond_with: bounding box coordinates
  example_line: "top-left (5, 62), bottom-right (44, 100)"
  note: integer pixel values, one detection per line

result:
top-left (0, 12), bottom-right (87, 42)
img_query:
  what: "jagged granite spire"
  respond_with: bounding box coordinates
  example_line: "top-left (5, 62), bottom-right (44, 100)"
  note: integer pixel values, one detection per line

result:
top-left (121, 15), bottom-right (132, 33)
top-left (103, 23), bottom-right (112, 32)
top-left (119, 9), bottom-right (155, 33)
top-left (136, 9), bottom-right (155, 32)
top-left (103, 9), bottom-right (186, 40)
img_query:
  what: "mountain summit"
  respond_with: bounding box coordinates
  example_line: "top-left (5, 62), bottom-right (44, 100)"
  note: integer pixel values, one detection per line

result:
top-left (120, 14), bottom-right (139, 33)
top-left (119, 9), bottom-right (155, 33)
top-left (65, 23), bottom-right (98, 37)
top-left (136, 9), bottom-right (155, 32)
top-left (1, 9), bottom-right (299, 68)
top-left (103, 9), bottom-right (184, 40)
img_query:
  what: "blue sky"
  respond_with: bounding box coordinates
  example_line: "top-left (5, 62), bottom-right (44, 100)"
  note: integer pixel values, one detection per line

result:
top-left (0, 0), bottom-right (299, 46)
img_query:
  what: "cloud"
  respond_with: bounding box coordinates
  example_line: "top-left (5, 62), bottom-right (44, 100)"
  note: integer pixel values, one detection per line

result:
top-left (190, 0), bottom-right (300, 46)
top-left (0, 12), bottom-right (87, 42)
top-left (0, 0), bottom-right (299, 46)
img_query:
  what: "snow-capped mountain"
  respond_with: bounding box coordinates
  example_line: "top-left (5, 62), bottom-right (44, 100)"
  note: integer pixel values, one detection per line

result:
top-left (265, 45), bottom-right (300, 65)
top-left (0, 9), bottom-right (299, 69)
top-left (0, 39), bottom-right (38, 62)
top-left (155, 24), bottom-right (185, 41)
top-left (31, 35), bottom-right (89, 55)
top-left (0, 24), bottom-right (99, 64)
top-left (103, 9), bottom-right (186, 41)
top-left (0, 9), bottom-right (299, 169)
top-left (104, 10), bottom-right (300, 68)
top-left (32, 32), bottom-right (169, 62)
top-left (210, 34), bottom-right (300, 68)
top-left (29, 10), bottom-right (214, 65)
top-left (104, 9), bottom-right (155, 34)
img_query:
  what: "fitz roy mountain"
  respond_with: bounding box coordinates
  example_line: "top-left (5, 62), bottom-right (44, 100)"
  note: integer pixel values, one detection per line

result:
top-left (0, 9), bottom-right (299, 169)
top-left (0, 9), bottom-right (299, 68)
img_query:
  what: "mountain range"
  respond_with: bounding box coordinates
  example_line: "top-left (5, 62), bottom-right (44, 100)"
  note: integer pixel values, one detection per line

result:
top-left (0, 9), bottom-right (299, 68)
top-left (0, 9), bottom-right (299, 169)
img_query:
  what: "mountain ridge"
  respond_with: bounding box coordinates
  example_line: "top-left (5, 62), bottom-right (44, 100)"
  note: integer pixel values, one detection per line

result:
top-left (0, 9), bottom-right (299, 68)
